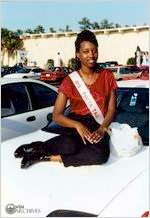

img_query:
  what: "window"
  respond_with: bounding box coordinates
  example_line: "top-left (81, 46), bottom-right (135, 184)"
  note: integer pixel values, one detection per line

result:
top-left (117, 88), bottom-right (149, 112)
top-left (32, 68), bottom-right (43, 73)
top-left (1, 83), bottom-right (30, 117)
top-left (17, 68), bottom-right (31, 74)
top-left (110, 68), bottom-right (118, 73)
top-left (116, 87), bottom-right (149, 145)
top-left (129, 66), bottom-right (140, 72)
top-left (119, 67), bottom-right (129, 74)
top-left (27, 83), bottom-right (57, 110)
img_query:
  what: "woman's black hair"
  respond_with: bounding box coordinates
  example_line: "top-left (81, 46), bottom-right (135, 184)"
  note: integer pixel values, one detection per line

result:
top-left (75, 30), bottom-right (98, 53)
top-left (74, 30), bottom-right (99, 70)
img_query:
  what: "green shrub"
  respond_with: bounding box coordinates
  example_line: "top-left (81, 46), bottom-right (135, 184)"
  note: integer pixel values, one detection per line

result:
top-left (127, 57), bottom-right (136, 65)
top-left (47, 59), bottom-right (54, 69)
top-left (68, 58), bottom-right (76, 70)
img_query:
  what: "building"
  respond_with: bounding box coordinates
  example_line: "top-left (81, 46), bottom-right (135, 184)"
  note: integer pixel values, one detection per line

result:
top-left (2, 25), bottom-right (149, 68)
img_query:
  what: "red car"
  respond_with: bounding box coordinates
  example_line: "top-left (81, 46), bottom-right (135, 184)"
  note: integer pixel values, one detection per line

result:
top-left (122, 67), bottom-right (149, 81)
top-left (40, 67), bottom-right (67, 83)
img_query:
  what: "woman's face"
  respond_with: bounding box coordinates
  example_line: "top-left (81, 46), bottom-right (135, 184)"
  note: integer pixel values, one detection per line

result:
top-left (76, 41), bottom-right (98, 69)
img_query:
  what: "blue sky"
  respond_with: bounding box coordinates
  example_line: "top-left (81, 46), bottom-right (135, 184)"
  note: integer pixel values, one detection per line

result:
top-left (1, 0), bottom-right (149, 32)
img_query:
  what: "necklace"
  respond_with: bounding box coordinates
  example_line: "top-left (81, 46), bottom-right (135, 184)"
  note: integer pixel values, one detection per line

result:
top-left (79, 69), bottom-right (98, 86)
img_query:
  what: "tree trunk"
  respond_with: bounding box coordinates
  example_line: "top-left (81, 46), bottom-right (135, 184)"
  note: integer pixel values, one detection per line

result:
top-left (7, 50), bottom-right (10, 66)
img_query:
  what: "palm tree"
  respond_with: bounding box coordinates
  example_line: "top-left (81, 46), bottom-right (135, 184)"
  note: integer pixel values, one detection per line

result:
top-left (100, 19), bottom-right (114, 29)
top-left (15, 29), bottom-right (24, 36)
top-left (91, 22), bottom-right (100, 30)
top-left (1, 28), bottom-right (9, 65)
top-left (114, 23), bottom-right (121, 28)
top-left (1, 28), bottom-right (24, 65)
top-left (78, 17), bottom-right (92, 30)
top-left (64, 25), bottom-right (72, 32)
top-left (33, 25), bottom-right (45, 34)
top-left (59, 25), bottom-right (72, 32)
top-left (25, 29), bottom-right (34, 34)
top-left (49, 28), bottom-right (56, 33)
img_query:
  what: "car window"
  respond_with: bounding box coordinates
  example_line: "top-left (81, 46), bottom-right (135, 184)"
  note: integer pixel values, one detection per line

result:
top-left (17, 68), bottom-right (31, 74)
top-left (120, 67), bottom-right (140, 74)
top-left (27, 83), bottom-right (57, 110)
top-left (119, 68), bottom-right (129, 74)
top-left (97, 63), bottom-right (107, 68)
top-left (32, 68), bottom-right (43, 73)
top-left (43, 88), bottom-right (149, 136)
top-left (129, 66), bottom-right (140, 72)
top-left (116, 87), bottom-right (149, 145)
top-left (42, 106), bottom-right (70, 134)
top-left (117, 88), bottom-right (149, 112)
top-left (110, 68), bottom-right (118, 73)
top-left (1, 83), bottom-right (30, 117)
top-left (105, 61), bottom-right (118, 66)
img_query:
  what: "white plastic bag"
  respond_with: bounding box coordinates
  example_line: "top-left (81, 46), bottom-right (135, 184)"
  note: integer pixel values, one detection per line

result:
top-left (109, 122), bottom-right (143, 157)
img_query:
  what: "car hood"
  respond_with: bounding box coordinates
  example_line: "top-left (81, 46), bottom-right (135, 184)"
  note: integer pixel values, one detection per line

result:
top-left (1, 129), bottom-right (149, 217)
top-left (3, 73), bottom-right (39, 78)
top-left (3, 73), bottom-right (29, 78)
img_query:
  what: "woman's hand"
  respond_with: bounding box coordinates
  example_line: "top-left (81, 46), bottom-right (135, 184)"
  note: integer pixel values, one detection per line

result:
top-left (88, 127), bottom-right (107, 144)
top-left (74, 121), bottom-right (92, 144)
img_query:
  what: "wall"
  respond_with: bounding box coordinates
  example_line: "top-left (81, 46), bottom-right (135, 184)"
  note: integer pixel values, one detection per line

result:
top-left (2, 26), bottom-right (149, 68)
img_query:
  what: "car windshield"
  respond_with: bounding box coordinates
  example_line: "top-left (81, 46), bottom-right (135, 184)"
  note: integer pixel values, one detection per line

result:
top-left (42, 87), bottom-right (149, 145)
top-left (110, 68), bottom-right (118, 73)
top-left (31, 68), bottom-right (43, 73)
top-left (120, 66), bottom-right (141, 74)
top-left (17, 68), bottom-right (31, 74)
top-left (105, 61), bottom-right (118, 66)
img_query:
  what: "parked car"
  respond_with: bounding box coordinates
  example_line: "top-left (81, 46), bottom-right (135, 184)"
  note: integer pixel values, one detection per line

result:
top-left (1, 78), bottom-right (58, 141)
top-left (122, 67), bottom-right (149, 81)
top-left (1, 65), bottom-right (23, 77)
top-left (40, 67), bottom-right (67, 83)
top-left (1, 80), bottom-right (149, 217)
top-left (61, 67), bottom-right (72, 74)
top-left (97, 61), bottom-right (119, 68)
top-left (97, 62), bottom-right (107, 68)
top-left (107, 65), bottom-right (142, 80)
top-left (97, 61), bottom-right (121, 68)
top-left (3, 67), bottom-right (45, 80)
top-left (139, 68), bottom-right (149, 80)
top-left (105, 61), bottom-right (119, 66)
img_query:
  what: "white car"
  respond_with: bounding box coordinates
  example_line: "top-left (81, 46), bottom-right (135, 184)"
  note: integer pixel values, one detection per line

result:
top-left (1, 80), bottom-right (149, 217)
top-left (1, 78), bottom-right (58, 141)
top-left (3, 67), bottom-right (44, 80)
top-left (107, 65), bottom-right (142, 80)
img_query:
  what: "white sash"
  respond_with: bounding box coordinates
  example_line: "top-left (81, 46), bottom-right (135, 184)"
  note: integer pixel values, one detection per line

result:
top-left (69, 71), bottom-right (104, 125)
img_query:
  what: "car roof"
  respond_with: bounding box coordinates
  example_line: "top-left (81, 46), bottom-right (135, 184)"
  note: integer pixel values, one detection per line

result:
top-left (117, 79), bottom-right (149, 88)
top-left (1, 77), bottom-right (58, 91)
top-left (107, 65), bottom-right (140, 69)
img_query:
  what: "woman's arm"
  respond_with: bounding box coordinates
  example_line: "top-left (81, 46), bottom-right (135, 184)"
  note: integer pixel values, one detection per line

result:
top-left (89, 89), bottom-right (117, 143)
top-left (52, 92), bottom-right (78, 128)
top-left (100, 89), bottom-right (117, 132)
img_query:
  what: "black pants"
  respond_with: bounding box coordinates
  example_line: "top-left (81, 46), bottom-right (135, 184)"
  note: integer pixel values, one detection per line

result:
top-left (42, 113), bottom-right (110, 167)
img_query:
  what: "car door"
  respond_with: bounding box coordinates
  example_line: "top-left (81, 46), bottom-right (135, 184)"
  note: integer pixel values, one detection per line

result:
top-left (1, 82), bottom-right (57, 141)
top-left (26, 81), bottom-right (57, 127)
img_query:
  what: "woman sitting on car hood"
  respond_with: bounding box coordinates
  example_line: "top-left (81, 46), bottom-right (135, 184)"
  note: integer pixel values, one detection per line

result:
top-left (15, 30), bottom-right (117, 169)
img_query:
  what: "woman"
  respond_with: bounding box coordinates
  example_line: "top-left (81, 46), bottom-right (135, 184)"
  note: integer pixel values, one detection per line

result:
top-left (16, 30), bottom-right (118, 168)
